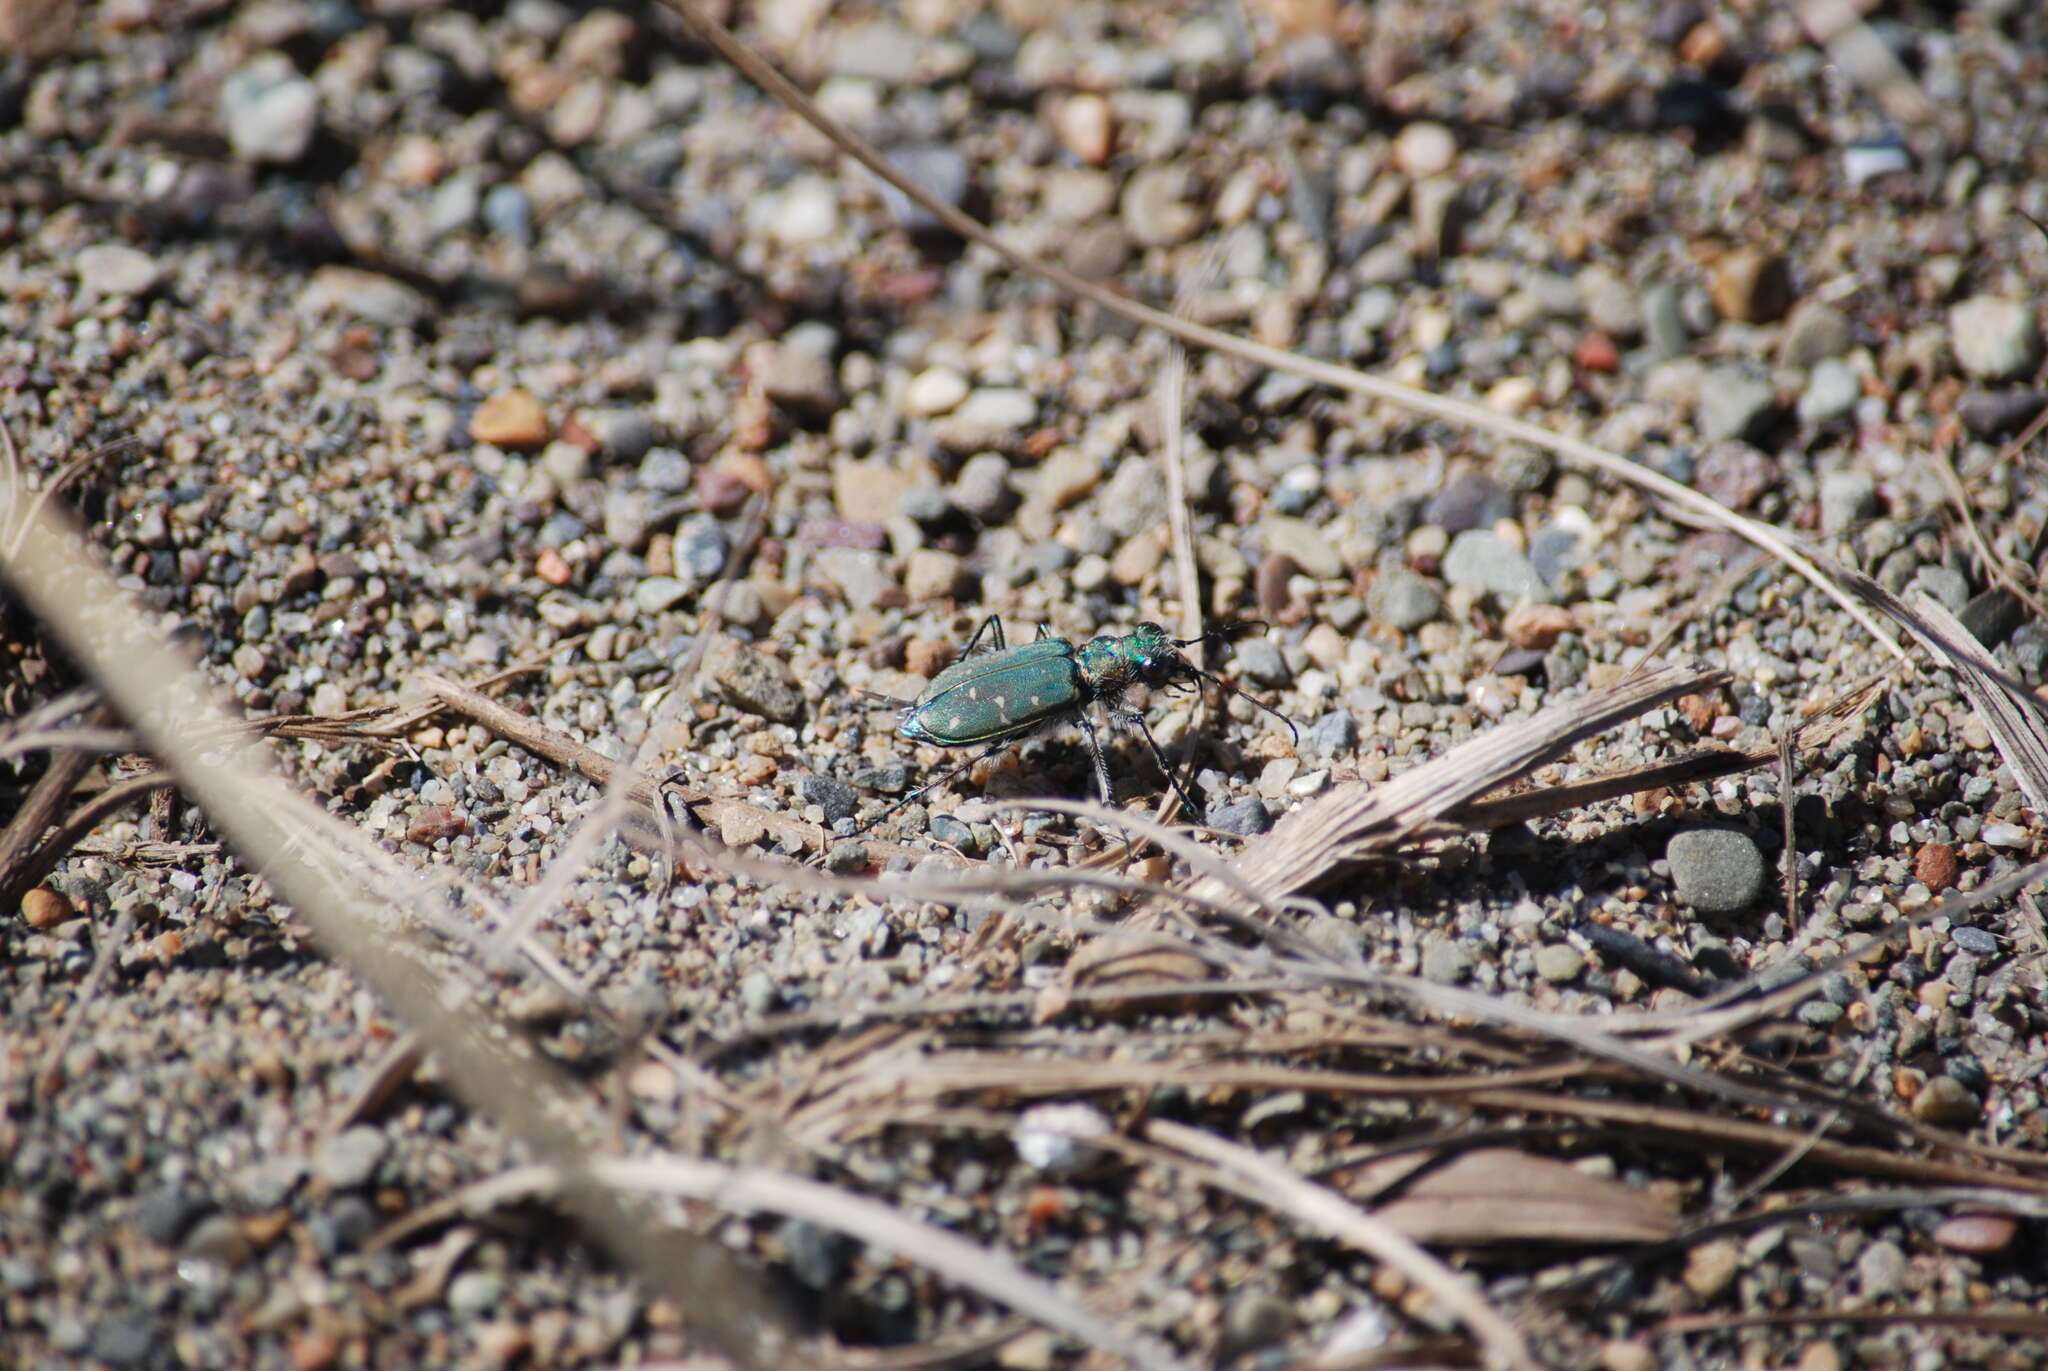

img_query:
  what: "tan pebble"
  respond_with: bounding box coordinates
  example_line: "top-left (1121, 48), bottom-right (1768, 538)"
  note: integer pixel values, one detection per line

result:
top-left (1052, 92), bottom-right (1113, 165)
top-left (1931, 1212), bottom-right (2018, 1255)
top-left (627, 1061), bottom-right (678, 1102)
top-left (905, 638), bottom-right (957, 678)
top-left (1393, 120), bottom-right (1458, 177)
top-left (1708, 247), bottom-right (1793, 324)
top-left (21, 886), bottom-right (69, 929)
top-left (904, 548), bottom-right (965, 602)
top-left (645, 533), bottom-right (674, 577)
top-left (1599, 1340), bottom-right (1657, 1371)
top-left (1916, 980), bottom-right (1950, 1011)
top-left (1682, 1238), bottom-right (1740, 1300)
top-left (1111, 529), bottom-right (1165, 586)
top-left (1911, 1074), bottom-right (1980, 1127)
top-left (903, 366), bottom-right (968, 417)
top-left (1795, 1341), bottom-right (1841, 1371)
top-left (1483, 375), bottom-right (1539, 413)
top-left (470, 388), bottom-right (551, 449)
top-left (249, 1049), bottom-right (292, 1090)
top-left (535, 547), bottom-right (572, 586)
top-left (1502, 603), bottom-right (1574, 650)
top-left (474, 1321), bottom-right (531, 1371)
top-left (734, 754), bottom-right (777, 787)
top-left (1678, 19), bottom-right (1728, 68)
top-left (240, 1210), bottom-right (290, 1249)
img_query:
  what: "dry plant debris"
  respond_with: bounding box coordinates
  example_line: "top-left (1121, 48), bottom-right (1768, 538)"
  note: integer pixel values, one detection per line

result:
top-left (6, 2), bottom-right (2048, 1370)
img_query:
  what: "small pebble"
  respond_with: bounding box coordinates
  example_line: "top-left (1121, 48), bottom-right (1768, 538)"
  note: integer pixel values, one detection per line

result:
top-left (219, 53), bottom-right (318, 163)
top-left (1667, 828), bottom-right (1765, 912)
top-left (75, 243), bottom-right (163, 298)
top-left (1708, 247), bottom-right (1793, 324)
top-left (1818, 470), bottom-right (1878, 534)
top-left (1683, 1239), bottom-right (1741, 1300)
top-left (1931, 1212), bottom-right (2018, 1255)
top-left (470, 389), bottom-right (551, 449)
top-left (1392, 121), bottom-right (1458, 177)
top-left (1949, 297), bottom-right (2042, 382)
top-left (1012, 1102), bottom-right (1110, 1175)
top-left (315, 1126), bottom-right (389, 1190)
top-left (1910, 1075), bottom-right (1979, 1127)
top-left (21, 886), bottom-right (69, 929)
top-left (1534, 943), bottom-right (1585, 984)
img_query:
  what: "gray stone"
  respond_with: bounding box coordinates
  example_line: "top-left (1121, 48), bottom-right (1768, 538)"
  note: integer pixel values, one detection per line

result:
top-left (1912, 565), bottom-right (1970, 613)
top-left (633, 576), bottom-right (690, 614)
top-left (1667, 828), bottom-right (1766, 913)
top-left (1369, 567), bottom-right (1443, 629)
top-left (1950, 296), bottom-right (2042, 382)
top-left (1306, 710), bottom-right (1357, 758)
top-left (1229, 638), bottom-right (1289, 688)
top-left (1421, 936), bottom-right (1475, 984)
top-left (1818, 470), bottom-right (1878, 534)
top-left (951, 453), bottom-right (1018, 522)
top-left (1856, 1240), bottom-right (1909, 1299)
top-left (1441, 530), bottom-right (1546, 602)
top-left (1206, 795), bottom-right (1272, 836)
top-left (706, 639), bottom-right (804, 723)
top-left (219, 53), bottom-right (319, 163)
top-left (932, 389), bottom-right (1037, 454)
top-left (89, 1311), bottom-right (159, 1368)
top-left (1778, 301), bottom-right (1854, 368)
top-left (1534, 943), bottom-right (1585, 984)
top-left (446, 1270), bottom-right (507, 1319)
top-left (1641, 281), bottom-right (1689, 360)
top-left (639, 447), bottom-right (690, 493)
top-left (133, 1184), bottom-right (210, 1246)
top-left (75, 243), bottom-right (163, 298)
top-left (316, 1124), bottom-right (389, 1190)
top-left (1796, 358), bottom-right (1862, 426)
top-left (1696, 365), bottom-right (1779, 442)
top-left (799, 774), bottom-right (857, 825)
top-left (871, 145), bottom-right (970, 231)
top-left (1951, 926), bottom-right (1998, 956)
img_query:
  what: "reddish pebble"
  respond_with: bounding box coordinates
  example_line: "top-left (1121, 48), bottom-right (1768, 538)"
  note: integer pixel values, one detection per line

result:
top-left (1675, 692), bottom-right (1723, 731)
top-left (1932, 1212), bottom-right (2019, 1255)
top-left (291, 1332), bottom-right (341, 1371)
top-left (470, 388), bottom-right (551, 449)
top-left (1023, 1185), bottom-right (1067, 1225)
top-left (21, 886), bottom-right (69, 929)
top-left (407, 805), bottom-right (467, 844)
top-left (558, 412), bottom-right (601, 454)
top-left (1503, 602), bottom-right (1575, 650)
top-left (535, 547), bottom-right (572, 586)
top-left (1574, 332), bottom-right (1620, 372)
top-left (695, 463), bottom-right (753, 516)
top-left (1915, 841), bottom-right (1958, 892)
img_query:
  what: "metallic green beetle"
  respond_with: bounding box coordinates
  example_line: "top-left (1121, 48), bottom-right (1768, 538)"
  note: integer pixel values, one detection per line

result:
top-left (860, 616), bottom-right (1296, 831)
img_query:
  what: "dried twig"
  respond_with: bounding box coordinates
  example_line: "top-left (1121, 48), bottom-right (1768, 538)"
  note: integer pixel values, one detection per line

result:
top-left (0, 448), bottom-right (794, 1370)
top-left (1146, 1119), bottom-right (1539, 1371)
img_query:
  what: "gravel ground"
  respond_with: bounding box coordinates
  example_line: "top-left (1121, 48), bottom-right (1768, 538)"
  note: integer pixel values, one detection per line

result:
top-left (6, 1), bottom-right (2048, 1368)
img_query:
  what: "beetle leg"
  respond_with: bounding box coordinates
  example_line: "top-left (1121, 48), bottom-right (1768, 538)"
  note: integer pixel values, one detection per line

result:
top-left (1117, 707), bottom-right (1209, 822)
top-left (1073, 712), bottom-right (1118, 806)
top-left (852, 737), bottom-right (1016, 835)
top-left (960, 614), bottom-right (1006, 658)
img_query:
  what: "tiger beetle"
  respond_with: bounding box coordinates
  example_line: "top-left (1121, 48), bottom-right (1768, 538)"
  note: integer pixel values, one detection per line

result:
top-left (855, 616), bottom-right (1298, 834)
